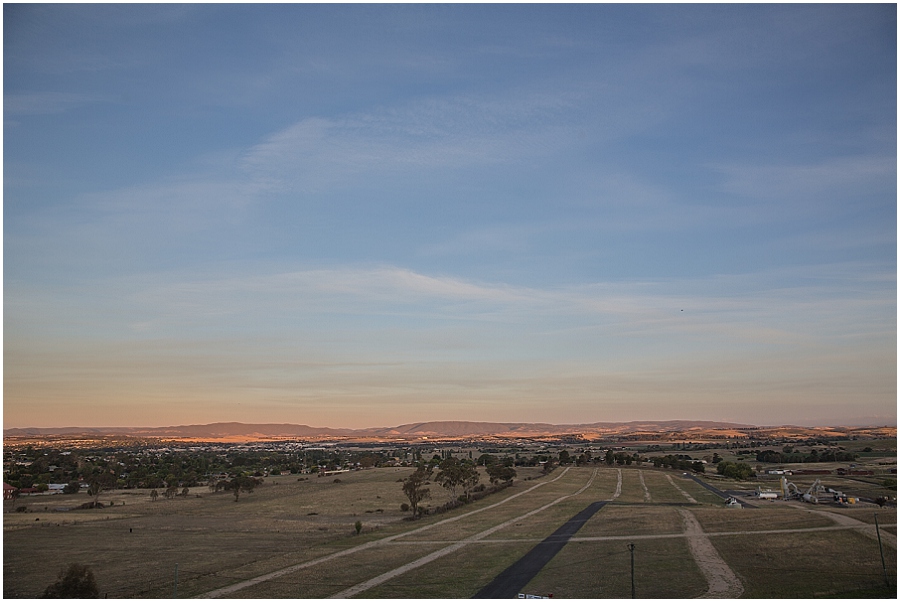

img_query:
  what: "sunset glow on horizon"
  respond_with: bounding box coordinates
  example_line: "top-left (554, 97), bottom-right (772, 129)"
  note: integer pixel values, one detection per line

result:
top-left (4, 4), bottom-right (896, 429)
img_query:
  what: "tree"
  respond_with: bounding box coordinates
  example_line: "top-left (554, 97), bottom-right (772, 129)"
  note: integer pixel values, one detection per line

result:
top-left (63, 482), bottom-right (80, 495)
top-left (476, 454), bottom-right (497, 467)
top-left (716, 461), bottom-right (753, 480)
top-left (354, 520), bottom-right (362, 535)
top-left (150, 489), bottom-right (158, 502)
top-left (42, 563), bottom-right (99, 598)
top-left (231, 476), bottom-right (257, 502)
top-left (401, 466), bottom-right (431, 518)
top-left (558, 451), bottom-right (571, 465)
top-left (435, 457), bottom-right (479, 501)
top-left (86, 480), bottom-right (102, 499)
top-left (486, 464), bottom-right (517, 485)
top-left (86, 473), bottom-right (116, 507)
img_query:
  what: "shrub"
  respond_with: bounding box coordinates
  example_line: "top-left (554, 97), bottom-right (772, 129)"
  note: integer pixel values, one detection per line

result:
top-left (400, 503), bottom-right (410, 512)
top-left (42, 563), bottom-right (99, 598)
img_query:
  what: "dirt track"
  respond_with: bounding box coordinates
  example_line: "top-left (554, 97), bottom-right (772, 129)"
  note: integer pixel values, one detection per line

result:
top-left (196, 468), bottom-right (580, 598)
top-left (677, 508), bottom-right (744, 598)
top-left (329, 469), bottom-right (600, 599)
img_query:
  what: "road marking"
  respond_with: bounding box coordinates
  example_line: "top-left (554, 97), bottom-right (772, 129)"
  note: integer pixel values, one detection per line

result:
top-left (328, 469), bottom-right (599, 599)
top-left (196, 468), bottom-right (574, 598)
top-left (677, 508), bottom-right (744, 598)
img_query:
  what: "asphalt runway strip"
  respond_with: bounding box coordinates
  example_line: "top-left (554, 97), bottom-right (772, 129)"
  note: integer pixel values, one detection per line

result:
top-left (472, 500), bottom-right (607, 599)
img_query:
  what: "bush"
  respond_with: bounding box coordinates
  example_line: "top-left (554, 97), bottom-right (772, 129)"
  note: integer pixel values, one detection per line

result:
top-left (42, 563), bottom-right (99, 598)
top-left (883, 479), bottom-right (896, 489)
top-left (400, 503), bottom-right (410, 512)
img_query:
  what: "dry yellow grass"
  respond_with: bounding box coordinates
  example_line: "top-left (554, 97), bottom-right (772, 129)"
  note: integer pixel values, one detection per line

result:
top-left (4, 465), bottom-right (895, 599)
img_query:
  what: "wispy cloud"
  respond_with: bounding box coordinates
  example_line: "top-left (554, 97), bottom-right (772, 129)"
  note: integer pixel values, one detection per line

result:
top-left (238, 93), bottom-right (578, 194)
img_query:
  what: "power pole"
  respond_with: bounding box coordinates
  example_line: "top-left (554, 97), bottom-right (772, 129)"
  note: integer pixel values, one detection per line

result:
top-left (874, 514), bottom-right (890, 587)
top-left (628, 543), bottom-right (635, 599)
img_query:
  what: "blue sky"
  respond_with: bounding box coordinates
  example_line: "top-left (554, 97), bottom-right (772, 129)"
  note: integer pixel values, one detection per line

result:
top-left (4, 4), bottom-right (896, 428)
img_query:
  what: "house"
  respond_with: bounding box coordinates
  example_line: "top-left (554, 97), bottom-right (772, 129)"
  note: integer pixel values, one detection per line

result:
top-left (3, 482), bottom-right (17, 500)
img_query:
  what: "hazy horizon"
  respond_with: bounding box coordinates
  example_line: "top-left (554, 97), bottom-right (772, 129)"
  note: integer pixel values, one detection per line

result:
top-left (4, 5), bottom-right (896, 430)
top-left (4, 416), bottom-right (897, 433)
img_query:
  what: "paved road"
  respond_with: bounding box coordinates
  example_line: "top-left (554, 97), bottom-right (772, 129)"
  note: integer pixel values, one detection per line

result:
top-left (473, 501), bottom-right (607, 599)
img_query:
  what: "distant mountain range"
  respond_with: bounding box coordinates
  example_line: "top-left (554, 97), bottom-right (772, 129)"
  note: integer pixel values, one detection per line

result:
top-left (4, 419), bottom-right (754, 438)
top-left (7, 419), bottom-right (890, 441)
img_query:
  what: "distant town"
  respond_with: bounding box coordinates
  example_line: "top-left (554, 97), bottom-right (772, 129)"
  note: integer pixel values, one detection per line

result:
top-left (4, 420), bottom-right (895, 498)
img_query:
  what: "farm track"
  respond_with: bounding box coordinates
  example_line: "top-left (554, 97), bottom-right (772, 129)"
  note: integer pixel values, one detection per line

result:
top-left (329, 469), bottom-right (601, 598)
top-left (187, 467), bottom-right (894, 599)
top-left (667, 474), bottom-right (698, 504)
top-left (639, 470), bottom-right (651, 502)
top-left (788, 505), bottom-right (897, 549)
top-left (196, 467), bottom-right (583, 598)
top-left (678, 508), bottom-right (744, 598)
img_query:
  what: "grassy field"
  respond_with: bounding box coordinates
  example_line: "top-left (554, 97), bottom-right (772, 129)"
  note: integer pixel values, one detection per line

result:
top-left (4, 465), bottom-right (896, 598)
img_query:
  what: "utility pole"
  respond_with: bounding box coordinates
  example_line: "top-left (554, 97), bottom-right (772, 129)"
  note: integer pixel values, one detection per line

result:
top-left (628, 543), bottom-right (635, 599)
top-left (874, 514), bottom-right (889, 587)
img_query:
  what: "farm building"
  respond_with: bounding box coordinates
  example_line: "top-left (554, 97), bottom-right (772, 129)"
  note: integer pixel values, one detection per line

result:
top-left (3, 482), bottom-right (17, 500)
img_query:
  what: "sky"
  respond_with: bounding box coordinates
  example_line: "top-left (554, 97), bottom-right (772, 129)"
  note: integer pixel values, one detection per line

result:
top-left (3, 4), bottom-right (896, 429)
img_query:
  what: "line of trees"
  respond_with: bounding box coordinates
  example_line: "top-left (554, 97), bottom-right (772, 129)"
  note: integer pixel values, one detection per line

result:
top-left (755, 449), bottom-right (858, 464)
top-left (649, 454), bottom-right (705, 473)
top-left (400, 456), bottom-right (518, 519)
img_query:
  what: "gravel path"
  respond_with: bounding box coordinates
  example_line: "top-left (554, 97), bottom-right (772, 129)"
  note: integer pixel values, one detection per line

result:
top-left (677, 508), bottom-right (744, 598)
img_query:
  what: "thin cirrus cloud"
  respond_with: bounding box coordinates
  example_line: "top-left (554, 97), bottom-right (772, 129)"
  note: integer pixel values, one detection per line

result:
top-left (238, 94), bottom-right (579, 194)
